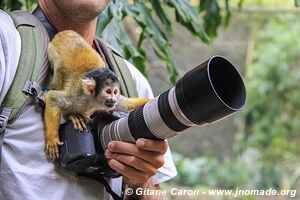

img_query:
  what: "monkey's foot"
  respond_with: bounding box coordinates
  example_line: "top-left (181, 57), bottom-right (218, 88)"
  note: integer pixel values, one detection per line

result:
top-left (69, 114), bottom-right (87, 132)
top-left (45, 138), bottom-right (64, 161)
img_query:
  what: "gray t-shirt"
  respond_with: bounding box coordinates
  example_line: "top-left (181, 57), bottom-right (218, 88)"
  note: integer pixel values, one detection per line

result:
top-left (0, 10), bottom-right (177, 200)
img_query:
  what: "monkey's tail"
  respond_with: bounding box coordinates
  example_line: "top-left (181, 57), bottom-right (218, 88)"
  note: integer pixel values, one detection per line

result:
top-left (116, 95), bottom-right (151, 112)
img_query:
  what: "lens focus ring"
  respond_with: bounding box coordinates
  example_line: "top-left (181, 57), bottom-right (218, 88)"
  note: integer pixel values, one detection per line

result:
top-left (128, 105), bottom-right (161, 140)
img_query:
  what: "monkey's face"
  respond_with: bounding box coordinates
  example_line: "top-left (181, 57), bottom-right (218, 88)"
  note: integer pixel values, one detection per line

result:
top-left (82, 68), bottom-right (120, 112)
top-left (99, 81), bottom-right (120, 110)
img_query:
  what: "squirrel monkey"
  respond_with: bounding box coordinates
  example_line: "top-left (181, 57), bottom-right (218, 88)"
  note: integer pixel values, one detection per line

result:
top-left (45, 30), bottom-right (150, 160)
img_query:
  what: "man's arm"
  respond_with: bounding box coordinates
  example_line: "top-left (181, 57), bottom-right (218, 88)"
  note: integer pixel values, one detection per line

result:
top-left (105, 139), bottom-right (168, 200)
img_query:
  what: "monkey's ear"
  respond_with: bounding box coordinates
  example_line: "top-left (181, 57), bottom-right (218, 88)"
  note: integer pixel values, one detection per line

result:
top-left (81, 78), bottom-right (96, 96)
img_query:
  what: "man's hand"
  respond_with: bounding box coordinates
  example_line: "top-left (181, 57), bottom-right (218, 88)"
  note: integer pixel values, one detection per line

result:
top-left (105, 138), bottom-right (167, 187)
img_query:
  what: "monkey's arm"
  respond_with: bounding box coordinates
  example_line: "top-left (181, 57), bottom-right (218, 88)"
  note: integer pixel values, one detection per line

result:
top-left (116, 95), bottom-right (151, 111)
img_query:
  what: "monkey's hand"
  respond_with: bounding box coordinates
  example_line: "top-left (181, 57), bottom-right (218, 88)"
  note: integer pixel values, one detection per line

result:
top-left (68, 113), bottom-right (87, 132)
top-left (45, 137), bottom-right (64, 161)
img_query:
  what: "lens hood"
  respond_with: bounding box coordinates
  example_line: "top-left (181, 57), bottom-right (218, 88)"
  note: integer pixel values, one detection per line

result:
top-left (175, 55), bottom-right (246, 124)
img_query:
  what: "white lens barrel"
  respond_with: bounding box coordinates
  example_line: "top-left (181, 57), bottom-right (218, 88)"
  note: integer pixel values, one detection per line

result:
top-left (143, 96), bottom-right (178, 139)
top-left (168, 88), bottom-right (194, 127)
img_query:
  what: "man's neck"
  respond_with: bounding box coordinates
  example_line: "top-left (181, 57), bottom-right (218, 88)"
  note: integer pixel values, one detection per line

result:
top-left (39, 0), bottom-right (97, 46)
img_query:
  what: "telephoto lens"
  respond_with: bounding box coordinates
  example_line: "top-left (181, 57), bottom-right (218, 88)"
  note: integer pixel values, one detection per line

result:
top-left (98, 55), bottom-right (246, 150)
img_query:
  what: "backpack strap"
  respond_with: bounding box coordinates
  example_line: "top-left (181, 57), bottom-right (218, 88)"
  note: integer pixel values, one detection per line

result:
top-left (95, 38), bottom-right (138, 98)
top-left (0, 11), bottom-right (50, 162)
top-left (0, 10), bottom-right (49, 125)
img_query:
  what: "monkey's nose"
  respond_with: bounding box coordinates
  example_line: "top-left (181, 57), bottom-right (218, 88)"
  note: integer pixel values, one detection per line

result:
top-left (105, 99), bottom-right (116, 108)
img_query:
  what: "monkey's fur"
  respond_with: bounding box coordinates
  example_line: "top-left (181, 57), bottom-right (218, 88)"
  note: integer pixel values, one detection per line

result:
top-left (45, 30), bottom-right (150, 160)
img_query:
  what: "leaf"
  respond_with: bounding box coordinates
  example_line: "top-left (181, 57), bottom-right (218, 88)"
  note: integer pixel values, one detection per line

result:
top-left (24, 0), bottom-right (37, 12)
top-left (100, 0), bottom-right (178, 83)
top-left (110, 0), bottom-right (125, 20)
top-left (224, 0), bottom-right (231, 27)
top-left (99, 17), bottom-right (148, 77)
top-left (175, 11), bottom-right (210, 43)
top-left (124, 45), bottom-right (148, 77)
top-left (118, 37), bottom-right (148, 77)
top-left (130, 1), bottom-right (179, 82)
top-left (10, 0), bottom-right (22, 11)
top-left (96, 6), bottom-right (113, 35)
top-left (154, 48), bottom-right (178, 84)
top-left (166, 60), bottom-right (178, 84)
top-left (132, 1), bottom-right (169, 49)
top-left (0, 0), bottom-right (4, 9)
top-left (166, 0), bottom-right (198, 23)
top-left (238, 0), bottom-right (244, 9)
top-left (199, 0), bottom-right (221, 38)
top-left (166, 0), bottom-right (210, 43)
top-left (151, 0), bottom-right (172, 32)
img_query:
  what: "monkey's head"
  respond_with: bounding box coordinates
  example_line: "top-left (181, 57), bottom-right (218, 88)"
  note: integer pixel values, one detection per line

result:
top-left (81, 68), bottom-right (120, 111)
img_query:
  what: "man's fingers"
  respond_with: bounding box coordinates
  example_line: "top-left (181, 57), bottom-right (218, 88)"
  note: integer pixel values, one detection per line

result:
top-left (105, 151), bottom-right (158, 176)
top-left (107, 141), bottom-right (164, 168)
top-left (108, 139), bottom-right (168, 154)
top-left (107, 159), bottom-right (151, 185)
top-left (136, 139), bottom-right (168, 154)
top-left (106, 139), bottom-right (168, 187)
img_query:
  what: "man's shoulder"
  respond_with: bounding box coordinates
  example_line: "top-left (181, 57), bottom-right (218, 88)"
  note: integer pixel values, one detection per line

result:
top-left (94, 37), bottom-right (124, 58)
top-left (123, 60), bottom-right (154, 99)
top-left (0, 10), bottom-right (21, 104)
top-left (0, 10), bottom-right (16, 33)
top-left (96, 38), bottom-right (153, 98)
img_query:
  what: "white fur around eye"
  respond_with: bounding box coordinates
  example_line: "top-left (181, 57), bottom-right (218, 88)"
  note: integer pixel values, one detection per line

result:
top-left (106, 88), bottom-right (112, 94)
top-left (113, 87), bottom-right (119, 95)
top-left (102, 86), bottom-right (110, 96)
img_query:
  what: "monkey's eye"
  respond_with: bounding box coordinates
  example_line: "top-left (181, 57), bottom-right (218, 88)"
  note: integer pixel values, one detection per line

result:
top-left (106, 89), bottom-right (112, 94)
top-left (114, 89), bottom-right (118, 95)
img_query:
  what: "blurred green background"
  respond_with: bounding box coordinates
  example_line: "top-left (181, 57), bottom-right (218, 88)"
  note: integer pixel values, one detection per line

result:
top-left (2, 0), bottom-right (300, 199)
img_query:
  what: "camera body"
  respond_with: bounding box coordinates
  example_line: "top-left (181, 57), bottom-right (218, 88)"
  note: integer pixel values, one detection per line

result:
top-left (59, 114), bottom-right (120, 178)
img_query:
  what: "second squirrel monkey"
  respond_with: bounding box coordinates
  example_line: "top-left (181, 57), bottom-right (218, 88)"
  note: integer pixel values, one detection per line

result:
top-left (45, 30), bottom-right (150, 160)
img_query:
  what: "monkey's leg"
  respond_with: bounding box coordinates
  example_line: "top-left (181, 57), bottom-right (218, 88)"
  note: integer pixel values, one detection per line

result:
top-left (44, 91), bottom-right (64, 160)
top-left (68, 113), bottom-right (87, 132)
top-left (51, 67), bottom-right (64, 90)
top-left (116, 95), bottom-right (151, 111)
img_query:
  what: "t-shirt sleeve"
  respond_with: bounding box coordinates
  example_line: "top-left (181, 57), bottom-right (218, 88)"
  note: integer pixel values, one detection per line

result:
top-left (125, 60), bottom-right (178, 185)
top-left (0, 10), bottom-right (21, 104)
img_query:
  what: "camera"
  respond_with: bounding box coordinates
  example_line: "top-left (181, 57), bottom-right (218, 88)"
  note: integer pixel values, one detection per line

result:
top-left (59, 55), bottom-right (246, 178)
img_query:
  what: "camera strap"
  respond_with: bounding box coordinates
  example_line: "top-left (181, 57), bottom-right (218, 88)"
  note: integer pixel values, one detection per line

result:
top-left (79, 172), bottom-right (123, 200)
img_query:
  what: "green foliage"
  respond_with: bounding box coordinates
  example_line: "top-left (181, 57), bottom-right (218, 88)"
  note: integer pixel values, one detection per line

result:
top-left (231, 0), bottom-right (295, 7)
top-left (1, 0), bottom-right (299, 82)
top-left (1, 0), bottom-right (232, 83)
top-left (0, 0), bottom-right (36, 11)
top-left (97, 0), bottom-right (299, 83)
top-left (240, 14), bottom-right (300, 188)
top-left (172, 152), bottom-right (251, 189)
top-left (199, 0), bottom-right (221, 37)
top-left (96, 0), bottom-right (232, 83)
